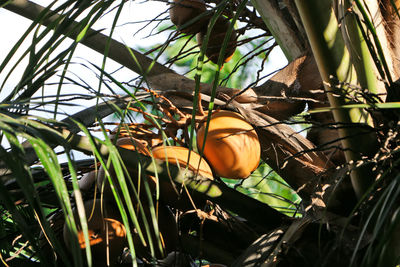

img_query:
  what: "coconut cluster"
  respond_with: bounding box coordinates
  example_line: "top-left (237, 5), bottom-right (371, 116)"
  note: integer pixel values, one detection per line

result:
top-left (169, 0), bottom-right (237, 64)
top-left (57, 110), bottom-right (260, 265)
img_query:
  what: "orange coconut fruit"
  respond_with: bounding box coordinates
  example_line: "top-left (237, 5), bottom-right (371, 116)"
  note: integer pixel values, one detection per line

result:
top-left (150, 145), bottom-right (214, 210)
top-left (78, 170), bottom-right (97, 193)
top-left (63, 199), bottom-right (126, 266)
top-left (151, 145), bottom-right (213, 179)
top-left (114, 137), bottom-right (150, 156)
top-left (196, 17), bottom-right (237, 64)
top-left (197, 110), bottom-right (260, 179)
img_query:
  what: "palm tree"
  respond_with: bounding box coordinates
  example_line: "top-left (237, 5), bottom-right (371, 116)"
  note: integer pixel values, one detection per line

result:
top-left (0, 0), bottom-right (399, 266)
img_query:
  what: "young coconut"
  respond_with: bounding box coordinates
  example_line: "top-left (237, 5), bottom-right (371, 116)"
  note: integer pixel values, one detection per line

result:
top-left (78, 170), bottom-right (97, 193)
top-left (196, 17), bottom-right (237, 64)
top-left (150, 145), bottom-right (214, 210)
top-left (63, 199), bottom-right (127, 267)
top-left (197, 110), bottom-right (260, 179)
top-left (151, 145), bottom-right (213, 179)
top-left (114, 136), bottom-right (150, 156)
top-left (169, 0), bottom-right (209, 34)
top-left (71, 170), bottom-right (98, 198)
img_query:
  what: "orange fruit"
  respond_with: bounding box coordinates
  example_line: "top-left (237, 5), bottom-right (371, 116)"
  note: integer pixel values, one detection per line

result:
top-left (196, 17), bottom-right (237, 64)
top-left (63, 199), bottom-right (126, 266)
top-left (151, 145), bottom-right (213, 179)
top-left (150, 145), bottom-right (214, 210)
top-left (197, 110), bottom-right (260, 179)
top-left (169, 0), bottom-right (209, 34)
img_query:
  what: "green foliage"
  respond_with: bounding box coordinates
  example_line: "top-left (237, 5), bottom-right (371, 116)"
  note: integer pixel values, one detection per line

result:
top-left (222, 161), bottom-right (302, 217)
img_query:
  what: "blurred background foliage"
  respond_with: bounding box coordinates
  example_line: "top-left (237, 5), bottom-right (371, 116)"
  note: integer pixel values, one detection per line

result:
top-left (222, 161), bottom-right (302, 217)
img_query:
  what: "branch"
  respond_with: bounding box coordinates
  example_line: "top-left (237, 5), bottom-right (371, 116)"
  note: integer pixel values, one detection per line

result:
top-left (250, 0), bottom-right (306, 61)
top-left (0, 95), bottom-right (139, 171)
top-left (1, 0), bottom-right (172, 77)
top-left (1, 0), bottom-right (258, 102)
top-left (237, 106), bottom-right (336, 205)
top-left (230, 219), bottom-right (313, 267)
top-left (253, 53), bottom-right (325, 120)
